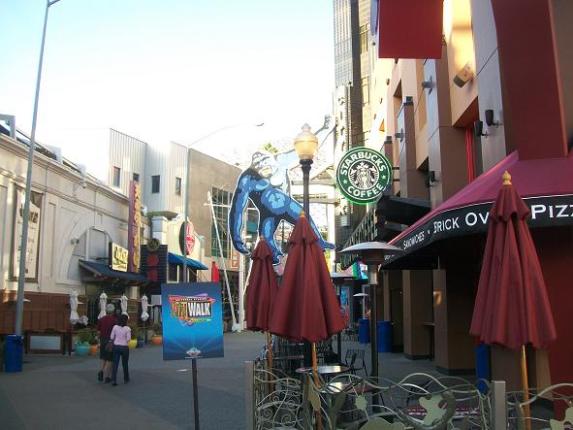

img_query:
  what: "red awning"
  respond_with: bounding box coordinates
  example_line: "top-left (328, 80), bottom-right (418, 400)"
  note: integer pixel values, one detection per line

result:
top-left (385, 151), bottom-right (573, 264)
top-left (378, 0), bottom-right (443, 59)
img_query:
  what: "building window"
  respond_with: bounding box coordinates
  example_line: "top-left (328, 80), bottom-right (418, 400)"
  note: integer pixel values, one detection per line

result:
top-left (175, 177), bottom-right (182, 196)
top-left (211, 187), bottom-right (233, 258)
top-left (113, 166), bottom-right (121, 187)
top-left (151, 175), bottom-right (160, 193)
top-left (359, 24), bottom-right (369, 54)
top-left (133, 172), bottom-right (140, 182)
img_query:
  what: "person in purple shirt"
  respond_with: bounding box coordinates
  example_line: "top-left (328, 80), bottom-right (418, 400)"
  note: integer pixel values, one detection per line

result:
top-left (110, 314), bottom-right (132, 386)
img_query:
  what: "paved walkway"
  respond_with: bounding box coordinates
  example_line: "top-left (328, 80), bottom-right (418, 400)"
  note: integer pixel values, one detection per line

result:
top-left (0, 331), bottom-right (266, 430)
top-left (1, 332), bottom-right (462, 430)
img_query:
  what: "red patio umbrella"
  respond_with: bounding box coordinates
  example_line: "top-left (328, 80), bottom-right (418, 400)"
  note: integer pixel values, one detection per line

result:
top-left (470, 171), bottom-right (556, 425)
top-left (211, 261), bottom-right (220, 283)
top-left (246, 239), bottom-right (278, 332)
top-left (269, 213), bottom-right (345, 379)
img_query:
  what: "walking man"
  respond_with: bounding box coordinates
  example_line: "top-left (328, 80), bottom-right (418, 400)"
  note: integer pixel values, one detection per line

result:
top-left (97, 303), bottom-right (117, 383)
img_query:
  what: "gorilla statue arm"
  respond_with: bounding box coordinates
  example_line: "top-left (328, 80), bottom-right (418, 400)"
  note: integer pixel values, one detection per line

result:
top-left (229, 172), bottom-right (253, 255)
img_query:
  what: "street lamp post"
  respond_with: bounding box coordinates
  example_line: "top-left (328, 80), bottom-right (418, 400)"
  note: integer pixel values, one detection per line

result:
top-left (293, 124), bottom-right (318, 367)
top-left (15, 0), bottom-right (62, 338)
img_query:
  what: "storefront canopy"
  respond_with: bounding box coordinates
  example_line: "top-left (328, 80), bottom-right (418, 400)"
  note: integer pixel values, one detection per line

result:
top-left (384, 151), bottom-right (573, 267)
top-left (167, 253), bottom-right (208, 270)
top-left (79, 259), bottom-right (148, 284)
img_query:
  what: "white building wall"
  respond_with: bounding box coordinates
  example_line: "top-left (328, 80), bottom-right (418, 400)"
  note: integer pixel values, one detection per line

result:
top-left (164, 142), bottom-right (186, 214)
top-left (108, 128), bottom-right (147, 196)
top-left (0, 134), bottom-right (132, 296)
top-left (143, 144), bottom-right (168, 213)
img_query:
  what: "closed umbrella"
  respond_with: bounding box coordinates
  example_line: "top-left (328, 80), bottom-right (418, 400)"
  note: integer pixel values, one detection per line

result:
top-left (211, 261), bottom-right (220, 283)
top-left (269, 213), bottom-right (345, 376)
top-left (245, 239), bottom-right (279, 368)
top-left (98, 292), bottom-right (107, 320)
top-left (470, 171), bottom-right (557, 426)
top-left (141, 295), bottom-right (150, 322)
top-left (69, 290), bottom-right (80, 324)
top-left (120, 294), bottom-right (129, 316)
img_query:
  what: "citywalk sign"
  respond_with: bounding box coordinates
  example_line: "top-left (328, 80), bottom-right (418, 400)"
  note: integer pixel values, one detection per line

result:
top-left (336, 147), bottom-right (393, 205)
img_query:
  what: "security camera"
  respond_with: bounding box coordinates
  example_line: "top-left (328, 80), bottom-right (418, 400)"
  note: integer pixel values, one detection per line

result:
top-left (453, 63), bottom-right (474, 88)
top-left (81, 180), bottom-right (87, 189)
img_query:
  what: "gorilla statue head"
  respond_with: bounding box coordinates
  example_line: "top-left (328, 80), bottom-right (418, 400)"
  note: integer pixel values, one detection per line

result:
top-left (250, 151), bottom-right (277, 178)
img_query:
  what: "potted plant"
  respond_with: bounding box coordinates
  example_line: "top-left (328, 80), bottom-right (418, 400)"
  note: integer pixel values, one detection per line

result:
top-left (128, 324), bottom-right (138, 349)
top-left (75, 328), bottom-right (91, 356)
top-left (151, 322), bottom-right (163, 345)
top-left (88, 331), bottom-right (99, 356)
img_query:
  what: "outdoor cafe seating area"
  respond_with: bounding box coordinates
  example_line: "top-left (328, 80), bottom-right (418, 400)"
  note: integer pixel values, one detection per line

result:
top-left (245, 336), bottom-right (573, 430)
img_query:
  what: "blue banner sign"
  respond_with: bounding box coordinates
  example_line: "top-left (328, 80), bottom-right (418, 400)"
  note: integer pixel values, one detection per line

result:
top-left (161, 282), bottom-right (224, 360)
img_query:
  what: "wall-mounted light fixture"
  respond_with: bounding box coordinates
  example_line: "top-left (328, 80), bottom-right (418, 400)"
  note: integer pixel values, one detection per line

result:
top-left (421, 76), bottom-right (435, 93)
top-left (474, 120), bottom-right (488, 138)
top-left (453, 63), bottom-right (474, 88)
top-left (427, 170), bottom-right (441, 187)
top-left (394, 131), bottom-right (404, 141)
top-left (485, 109), bottom-right (500, 127)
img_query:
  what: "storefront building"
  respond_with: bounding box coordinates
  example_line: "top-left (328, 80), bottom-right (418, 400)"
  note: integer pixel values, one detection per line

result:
top-left (0, 125), bottom-right (148, 338)
top-left (337, 0), bottom-right (573, 389)
top-left (108, 132), bottom-right (242, 322)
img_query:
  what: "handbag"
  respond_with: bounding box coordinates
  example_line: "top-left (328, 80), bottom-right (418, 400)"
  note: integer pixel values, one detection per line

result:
top-left (105, 341), bottom-right (114, 353)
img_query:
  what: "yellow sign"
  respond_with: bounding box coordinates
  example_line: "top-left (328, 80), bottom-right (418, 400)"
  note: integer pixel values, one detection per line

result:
top-left (111, 243), bottom-right (128, 272)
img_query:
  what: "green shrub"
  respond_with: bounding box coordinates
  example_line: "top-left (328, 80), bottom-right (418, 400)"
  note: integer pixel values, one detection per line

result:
top-left (76, 328), bottom-right (93, 344)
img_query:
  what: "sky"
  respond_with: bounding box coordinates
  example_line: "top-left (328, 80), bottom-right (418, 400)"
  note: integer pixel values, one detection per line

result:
top-left (0, 0), bottom-right (335, 180)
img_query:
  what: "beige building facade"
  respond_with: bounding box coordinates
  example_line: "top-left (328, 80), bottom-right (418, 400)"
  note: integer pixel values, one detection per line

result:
top-left (0, 129), bottom-right (145, 335)
top-left (336, 0), bottom-right (573, 389)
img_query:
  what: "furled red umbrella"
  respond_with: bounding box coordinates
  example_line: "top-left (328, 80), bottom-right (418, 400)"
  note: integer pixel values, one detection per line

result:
top-left (470, 171), bottom-right (556, 425)
top-left (269, 213), bottom-right (345, 381)
top-left (245, 239), bottom-right (279, 369)
top-left (211, 261), bottom-right (220, 283)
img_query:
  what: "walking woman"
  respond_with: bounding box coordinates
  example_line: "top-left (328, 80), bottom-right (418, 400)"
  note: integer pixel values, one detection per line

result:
top-left (110, 314), bottom-right (131, 386)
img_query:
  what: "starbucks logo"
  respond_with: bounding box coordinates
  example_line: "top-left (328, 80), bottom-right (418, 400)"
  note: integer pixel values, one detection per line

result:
top-left (336, 147), bottom-right (392, 204)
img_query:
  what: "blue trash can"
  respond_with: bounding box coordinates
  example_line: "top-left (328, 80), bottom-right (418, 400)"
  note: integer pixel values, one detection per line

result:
top-left (377, 321), bottom-right (392, 352)
top-left (358, 318), bottom-right (370, 344)
top-left (475, 343), bottom-right (491, 393)
top-left (4, 335), bottom-right (23, 373)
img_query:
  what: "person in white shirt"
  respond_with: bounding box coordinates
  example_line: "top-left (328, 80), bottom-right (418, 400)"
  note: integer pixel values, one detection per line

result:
top-left (110, 314), bottom-right (131, 386)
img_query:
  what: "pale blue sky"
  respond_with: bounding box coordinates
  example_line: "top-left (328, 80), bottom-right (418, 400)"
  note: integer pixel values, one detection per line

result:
top-left (0, 0), bottom-right (334, 179)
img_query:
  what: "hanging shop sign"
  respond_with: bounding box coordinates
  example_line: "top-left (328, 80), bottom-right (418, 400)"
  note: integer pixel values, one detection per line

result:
top-left (336, 147), bottom-right (393, 205)
top-left (161, 282), bottom-right (224, 360)
top-left (109, 243), bottom-right (128, 272)
top-left (11, 187), bottom-right (43, 281)
top-left (384, 193), bottom-right (573, 265)
top-left (178, 220), bottom-right (196, 256)
top-left (127, 181), bottom-right (141, 273)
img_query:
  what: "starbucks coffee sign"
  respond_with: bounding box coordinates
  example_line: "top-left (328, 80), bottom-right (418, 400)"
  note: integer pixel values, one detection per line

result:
top-left (336, 147), bottom-right (392, 205)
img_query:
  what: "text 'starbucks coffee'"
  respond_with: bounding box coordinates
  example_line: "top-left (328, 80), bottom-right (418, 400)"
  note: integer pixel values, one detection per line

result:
top-left (336, 147), bottom-right (392, 204)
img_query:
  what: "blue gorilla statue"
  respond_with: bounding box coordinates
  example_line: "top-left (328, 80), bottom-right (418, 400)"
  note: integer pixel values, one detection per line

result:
top-left (229, 150), bottom-right (335, 264)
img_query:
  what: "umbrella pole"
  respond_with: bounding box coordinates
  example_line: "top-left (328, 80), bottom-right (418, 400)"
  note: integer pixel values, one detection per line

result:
top-left (520, 345), bottom-right (531, 430)
top-left (312, 343), bottom-right (323, 430)
top-left (266, 332), bottom-right (275, 397)
top-left (266, 332), bottom-right (273, 370)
